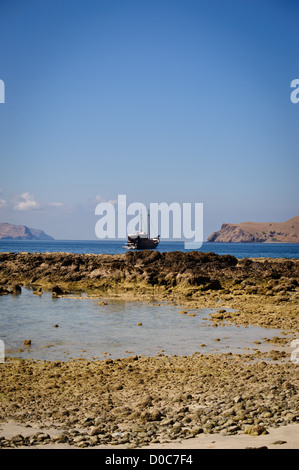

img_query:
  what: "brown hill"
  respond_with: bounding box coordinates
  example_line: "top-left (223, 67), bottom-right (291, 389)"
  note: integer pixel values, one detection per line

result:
top-left (208, 216), bottom-right (299, 243)
top-left (0, 223), bottom-right (54, 240)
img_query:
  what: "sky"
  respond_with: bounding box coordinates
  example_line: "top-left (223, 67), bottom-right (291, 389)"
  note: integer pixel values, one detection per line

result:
top-left (0, 0), bottom-right (298, 240)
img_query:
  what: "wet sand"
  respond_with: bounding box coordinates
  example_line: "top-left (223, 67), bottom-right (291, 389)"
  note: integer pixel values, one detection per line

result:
top-left (0, 421), bottom-right (298, 449)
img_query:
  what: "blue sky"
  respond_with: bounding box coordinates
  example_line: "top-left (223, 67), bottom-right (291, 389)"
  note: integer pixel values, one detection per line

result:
top-left (0, 0), bottom-right (298, 240)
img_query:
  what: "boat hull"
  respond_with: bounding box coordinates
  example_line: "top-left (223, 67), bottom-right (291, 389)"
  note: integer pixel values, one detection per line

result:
top-left (128, 236), bottom-right (159, 250)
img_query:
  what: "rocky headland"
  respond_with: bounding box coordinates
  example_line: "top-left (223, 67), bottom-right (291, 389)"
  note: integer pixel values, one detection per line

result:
top-left (0, 222), bottom-right (54, 240)
top-left (0, 250), bottom-right (298, 448)
top-left (207, 216), bottom-right (299, 243)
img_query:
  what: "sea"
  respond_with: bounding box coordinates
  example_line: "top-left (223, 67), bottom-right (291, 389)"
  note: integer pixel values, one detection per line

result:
top-left (0, 239), bottom-right (298, 258)
top-left (0, 240), bottom-right (297, 362)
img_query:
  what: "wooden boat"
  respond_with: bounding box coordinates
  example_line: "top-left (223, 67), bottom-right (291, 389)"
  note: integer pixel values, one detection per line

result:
top-left (124, 209), bottom-right (160, 250)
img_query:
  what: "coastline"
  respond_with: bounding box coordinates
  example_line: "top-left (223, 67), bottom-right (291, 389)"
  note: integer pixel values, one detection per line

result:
top-left (0, 251), bottom-right (298, 449)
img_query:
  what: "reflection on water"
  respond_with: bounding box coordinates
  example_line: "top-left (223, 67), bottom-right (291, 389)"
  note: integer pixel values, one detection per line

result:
top-left (0, 288), bottom-right (287, 361)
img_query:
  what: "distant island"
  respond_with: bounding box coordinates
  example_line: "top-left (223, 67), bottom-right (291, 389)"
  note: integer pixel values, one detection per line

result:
top-left (208, 216), bottom-right (299, 243)
top-left (0, 223), bottom-right (54, 240)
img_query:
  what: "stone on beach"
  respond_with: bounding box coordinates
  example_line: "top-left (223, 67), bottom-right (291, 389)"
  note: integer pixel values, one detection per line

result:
top-left (0, 353), bottom-right (298, 448)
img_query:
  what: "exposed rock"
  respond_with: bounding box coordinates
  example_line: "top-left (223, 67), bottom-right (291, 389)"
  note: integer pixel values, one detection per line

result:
top-left (0, 250), bottom-right (297, 307)
top-left (10, 284), bottom-right (22, 294)
top-left (0, 222), bottom-right (54, 240)
top-left (245, 425), bottom-right (268, 436)
top-left (52, 285), bottom-right (65, 295)
top-left (208, 216), bottom-right (299, 243)
top-left (33, 287), bottom-right (43, 295)
top-left (0, 286), bottom-right (10, 295)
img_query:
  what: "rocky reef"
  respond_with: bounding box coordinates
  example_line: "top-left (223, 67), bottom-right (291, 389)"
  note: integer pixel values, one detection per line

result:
top-left (0, 250), bottom-right (298, 293)
top-left (0, 250), bottom-right (238, 293)
top-left (0, 250), bottom-right (298, 331)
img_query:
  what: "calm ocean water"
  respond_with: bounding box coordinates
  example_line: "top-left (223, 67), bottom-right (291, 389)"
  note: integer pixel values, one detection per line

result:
top-left (0, 240), bottom-right (298, 258)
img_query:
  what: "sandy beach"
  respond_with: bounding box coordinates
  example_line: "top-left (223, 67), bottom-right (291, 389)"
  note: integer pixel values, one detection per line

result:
top-left (0, 420), bottom-right (298, 449)
top-left (0, 352), bottom-right (298, 449)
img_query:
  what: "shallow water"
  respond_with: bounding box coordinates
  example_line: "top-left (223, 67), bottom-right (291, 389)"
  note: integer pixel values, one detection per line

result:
top-left (0, 288), bottom-right (288, 361)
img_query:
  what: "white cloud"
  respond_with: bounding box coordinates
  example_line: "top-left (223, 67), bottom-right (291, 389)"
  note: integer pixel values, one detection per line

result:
top-left (14, 192), bottom-right (41, 211)
top-left (0, 198), bottom-right (7, 208)
top-left (0, 191), bottom-right (64, 212)
top-left (47, 202), bottom-right (64, 208)
top-left (93, 195), bottom-right (118, 205)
